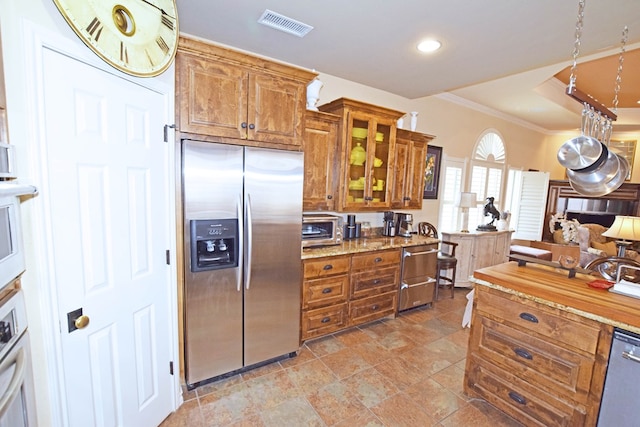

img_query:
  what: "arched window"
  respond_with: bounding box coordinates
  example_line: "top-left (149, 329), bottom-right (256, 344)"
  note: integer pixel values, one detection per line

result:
top-left (468, 131), bottom-right (507, 230)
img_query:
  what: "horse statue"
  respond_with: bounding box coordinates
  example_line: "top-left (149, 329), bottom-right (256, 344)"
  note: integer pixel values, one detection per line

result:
top-left (478, 196), bottom-right (500, 231)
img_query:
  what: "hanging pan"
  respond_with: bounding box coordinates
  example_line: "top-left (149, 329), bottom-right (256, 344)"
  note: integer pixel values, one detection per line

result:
top-left (564, 143), bottom-right (629, 197)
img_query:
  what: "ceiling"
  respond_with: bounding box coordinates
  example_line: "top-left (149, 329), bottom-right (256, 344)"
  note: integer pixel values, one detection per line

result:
top-left (176, 0), bottom-right (640, 134)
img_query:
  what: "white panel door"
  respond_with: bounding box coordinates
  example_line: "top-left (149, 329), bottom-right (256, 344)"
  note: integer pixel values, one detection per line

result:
top-left (41, 49), bottom-right (173, 426)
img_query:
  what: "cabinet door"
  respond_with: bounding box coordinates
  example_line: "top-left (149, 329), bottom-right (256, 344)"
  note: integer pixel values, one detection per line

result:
top-left (343, 111), bottom-right (395, 210)
top-left (176, 52), bottom-right (247, 139)
top-left (248, 73), bottom-right (306, 146)
top-left (303, 112), bottom-right (339, 210)
top-left (472, 234), bottom-right (497, 271)
top-left (493, 232), bottom-right (512, 264)
top-left (391, 130), bottom-right (428, 209)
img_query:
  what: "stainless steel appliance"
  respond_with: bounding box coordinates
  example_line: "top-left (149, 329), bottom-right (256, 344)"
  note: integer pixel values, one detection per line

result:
top-left (397, 213), bottom-right (414, 237)
top-left (383, 211), bottom-right (396, 236)
top-left (302, 214), bottom-right (342, 248)
top-left (398, 245), bottom-right (437, 311)
top-left (0, 182), bottom-right (37, 289)
top-left (0, 286), bottom-right (37, 426)
top-left (0, 143), bottom-right (16, 178)
top-left (597, 328), bottom-right (640, 425)
top-left (182, 140), bottom-right (303, 387)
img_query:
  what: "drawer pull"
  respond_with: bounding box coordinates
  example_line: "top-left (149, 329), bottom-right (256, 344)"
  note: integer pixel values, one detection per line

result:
top-left (514, 348), bottom-right (533, 360)
top-left (508, 391), bottom-right (527, 405)
top-left (519, 312), bottom-right (539, 323)
top-left (323, 264), bottom-right (333, 270)
top-left (373, 279), bottom-right (381, 285)
top-left (322, 288), bottom-right (332, 294)
top-left (374, 257), bottom-right (383, 263)
top-left (321, 317), bottom-right (331, 323)
top-left (371, 304), bottom-right (380, 311)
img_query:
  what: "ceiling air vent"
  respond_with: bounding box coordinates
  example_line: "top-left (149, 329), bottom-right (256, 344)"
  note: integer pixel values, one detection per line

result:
top-left (257, 9), bottom-right (313, 38)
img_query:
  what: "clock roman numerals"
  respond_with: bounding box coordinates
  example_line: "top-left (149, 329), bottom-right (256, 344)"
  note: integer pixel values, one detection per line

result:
top-left (156, 36), bottom-right (170, 55)
top-left (86, 17), bottom-right (103, 42)
top-left (120, 42), bottom-right (129, 64)
top-left (161, 14), bottom-right (174, 30)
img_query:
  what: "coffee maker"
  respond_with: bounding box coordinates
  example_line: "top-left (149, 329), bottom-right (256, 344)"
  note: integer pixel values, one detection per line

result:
top-left (382, 211), bottom-right (396, 236)
top-left (397, 213), bottom-right (414, 237)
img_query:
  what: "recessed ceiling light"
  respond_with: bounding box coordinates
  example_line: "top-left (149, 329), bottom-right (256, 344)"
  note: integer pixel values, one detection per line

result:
top-left (417, 39), bottom-right (441, 53)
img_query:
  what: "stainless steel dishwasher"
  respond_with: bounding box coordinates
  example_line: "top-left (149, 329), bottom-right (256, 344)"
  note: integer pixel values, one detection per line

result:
top-left (598, 328), bottom-right (640, 425)
top-left (398, 244), bottom-right (438, 311)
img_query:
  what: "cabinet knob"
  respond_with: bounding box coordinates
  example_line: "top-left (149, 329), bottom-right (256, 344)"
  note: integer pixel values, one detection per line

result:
top-left (241, 122), bottom-right (247, 129)
top-left (322, 288), bottom-right (332, 294)
top-left (519, 312), bottom-right (539, 323)
top-left (249, 123), bottom-right (255, 129)
top-left (508, 391), bottom-right (527, 405)
top-left (323, 264), bottom-right (333, 270)
top-left (371, 304), bottom-right (380, 311)
top-left (403, 197), bottom-right (411, 201)
top-left (373, 279), bottom-right (381, 285)
top-left (327, 195), bottom-right (332, 200)
top-left (374, 257), bottom-right (383, 263)
top-left (321, 317), bottom-right (331, 323)
top-left (514, 347), bottom-right (533, 360)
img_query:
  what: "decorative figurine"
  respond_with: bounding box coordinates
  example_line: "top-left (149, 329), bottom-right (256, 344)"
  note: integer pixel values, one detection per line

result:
top-left (477, 197), bottom-right (500, 231)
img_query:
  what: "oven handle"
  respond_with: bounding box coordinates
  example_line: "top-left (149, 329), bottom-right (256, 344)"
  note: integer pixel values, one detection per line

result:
top-left (0, 346), bottom-right (26, 419)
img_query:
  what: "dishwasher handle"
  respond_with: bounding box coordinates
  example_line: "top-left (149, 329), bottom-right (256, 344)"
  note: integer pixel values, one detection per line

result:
top-left (403, 249), bottom-right (438, 258)
top-left (622, 351), bottom-right (640, 363)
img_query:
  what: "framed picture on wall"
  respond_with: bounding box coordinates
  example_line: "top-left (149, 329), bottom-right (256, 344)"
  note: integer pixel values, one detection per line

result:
top-left (423, 145), bottom-right (442, 199)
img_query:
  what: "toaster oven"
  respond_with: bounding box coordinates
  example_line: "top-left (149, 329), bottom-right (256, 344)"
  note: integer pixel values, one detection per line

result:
top-left (302, 214), bottom-right (342, 248)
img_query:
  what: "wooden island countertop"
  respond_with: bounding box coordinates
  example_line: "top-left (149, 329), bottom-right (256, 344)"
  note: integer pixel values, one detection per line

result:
top-left (472, 261), bottom-right (640, 335)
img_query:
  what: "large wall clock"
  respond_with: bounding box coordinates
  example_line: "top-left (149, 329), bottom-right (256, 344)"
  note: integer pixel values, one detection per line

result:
top-left (52, 0), bottom-right (179, 77)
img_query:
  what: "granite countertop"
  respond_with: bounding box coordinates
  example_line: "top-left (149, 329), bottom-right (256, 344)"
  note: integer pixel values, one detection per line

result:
top-left (302, 234), bottom-right (439, 259)
top-left (472, 261), bottom-right (640, 335)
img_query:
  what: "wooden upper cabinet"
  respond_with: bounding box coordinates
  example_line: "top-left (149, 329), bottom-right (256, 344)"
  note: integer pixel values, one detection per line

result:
top-left (390, 129), bottom-right (433, 209)
top-left (303, 111), bottom-right (340, 211)
top-left (319, 98), bottom-right (404, 212)
top-left (176, 35), bottom-right (316, 148)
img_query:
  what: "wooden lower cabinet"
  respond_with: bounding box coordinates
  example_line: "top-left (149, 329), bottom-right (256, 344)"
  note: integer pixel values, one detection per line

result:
top-left (301, 249), bottom-right (400, 341)
top-left (464, 285), bottom-right (612, 426)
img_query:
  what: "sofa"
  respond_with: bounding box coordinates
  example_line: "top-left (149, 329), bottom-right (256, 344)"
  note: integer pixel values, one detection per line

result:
top-left (576, 223), bottom-right (639, 267)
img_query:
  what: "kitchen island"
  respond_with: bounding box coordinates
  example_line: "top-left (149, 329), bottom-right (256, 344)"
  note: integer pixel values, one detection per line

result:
top-left (465, 261), bottom-right (640, 426)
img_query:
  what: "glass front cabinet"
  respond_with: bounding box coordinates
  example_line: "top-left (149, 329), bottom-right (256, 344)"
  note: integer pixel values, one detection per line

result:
top-left (319, 98), bottom-right (404, 211)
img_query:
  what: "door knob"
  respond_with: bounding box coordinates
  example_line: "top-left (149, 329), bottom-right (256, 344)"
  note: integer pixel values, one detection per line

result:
top-left (67, 308), bottom-right (90, 332)
top-left (75, 315), bottom-right (90, 330)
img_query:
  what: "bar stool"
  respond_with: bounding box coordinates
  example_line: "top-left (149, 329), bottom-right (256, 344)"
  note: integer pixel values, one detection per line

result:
top-left (417, 222), bottom-right (458, 299)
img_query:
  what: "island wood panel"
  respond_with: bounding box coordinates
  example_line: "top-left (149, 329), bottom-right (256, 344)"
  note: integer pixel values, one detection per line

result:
top-left (473, 261), bottom-right (640, 332)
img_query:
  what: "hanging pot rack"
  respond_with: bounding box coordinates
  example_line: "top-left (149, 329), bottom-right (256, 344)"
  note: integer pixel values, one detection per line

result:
top-left (557, 0), bottom-right (630, 197)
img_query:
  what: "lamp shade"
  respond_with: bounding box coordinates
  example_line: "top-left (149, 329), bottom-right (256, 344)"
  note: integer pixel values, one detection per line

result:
top-left (602, 216), bottom-right (640, 241)
top-left (456, 192), bottom-right (477, 208)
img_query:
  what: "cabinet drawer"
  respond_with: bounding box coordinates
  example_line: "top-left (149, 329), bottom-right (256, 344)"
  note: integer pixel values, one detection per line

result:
top-left (349, 292), bottom-right (397, 325)
top-left (303, 275), bottom-right (349, 309)
top-left (466, 355), bottom-right (586, 427)
top-left (351, 266), bottom-right (399, 299)
top-left (476, 289), bottom-right (600, 354)
top-left (471, 314), bottom-right (595, 404)
top-left (302, 303), bottom-right (348, 340)
top-left (303, 256), bottom-right (350, 279)
top-left (351, 249), bottom-right (400, 270)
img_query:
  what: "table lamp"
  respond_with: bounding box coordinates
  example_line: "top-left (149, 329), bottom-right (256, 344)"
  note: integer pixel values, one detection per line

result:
top-left (456, 192), bottom-right (477, 233)
top-left (601, 216), bottom-right (640, 257)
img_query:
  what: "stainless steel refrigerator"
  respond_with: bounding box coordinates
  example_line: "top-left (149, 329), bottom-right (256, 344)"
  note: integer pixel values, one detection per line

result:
top-left (182, 140), bottom-right (303, 387)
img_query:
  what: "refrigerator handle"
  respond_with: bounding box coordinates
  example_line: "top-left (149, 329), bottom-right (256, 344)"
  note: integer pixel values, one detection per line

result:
top-left (245, 193), bottom-right (253, 290)
top-left (236, 195), bottom-right (243, 292)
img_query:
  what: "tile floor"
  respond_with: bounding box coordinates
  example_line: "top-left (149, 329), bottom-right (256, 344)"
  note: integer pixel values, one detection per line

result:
top-left (160, 289), bottom-right (524, 427)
